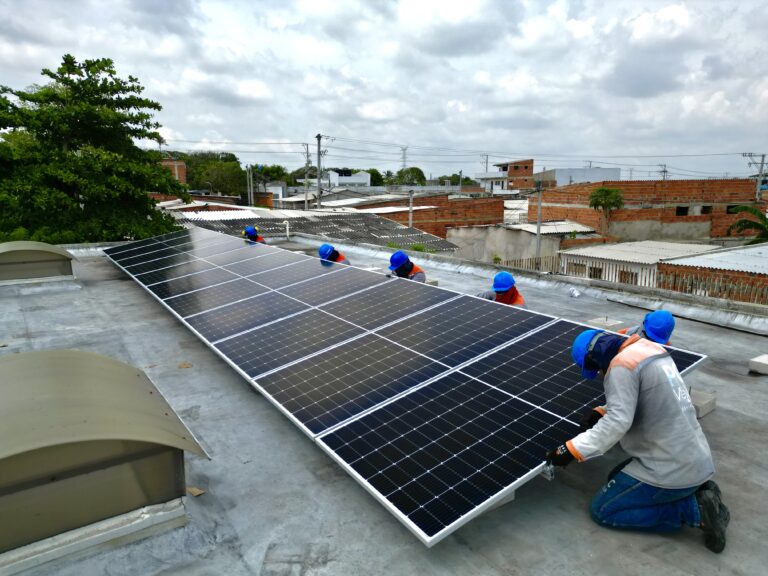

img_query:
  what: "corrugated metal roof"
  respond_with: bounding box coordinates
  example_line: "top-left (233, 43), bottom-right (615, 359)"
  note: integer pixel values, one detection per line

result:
top-left (508, 221), bottom-right (595, 235)
top-left (356, 206), bottom-right (437, 214)
top-left (662, 244), bottom-right (768, 275)
top-left (559, 240), bottom-right (718, 264)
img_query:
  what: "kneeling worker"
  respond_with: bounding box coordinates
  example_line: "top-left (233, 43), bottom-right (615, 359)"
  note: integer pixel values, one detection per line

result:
top-left (318, 243), bottom-right (350, 265)
top-left (388, 250), bottom-right (426, 283)
top-left (618, 309), bottom-right (675, 345)
top-left (243, 225), bottom-right (266, 244)
top-left (476, 271), bottom-right (525, 307)
top-left (546, 329), bottom-right (730, 553)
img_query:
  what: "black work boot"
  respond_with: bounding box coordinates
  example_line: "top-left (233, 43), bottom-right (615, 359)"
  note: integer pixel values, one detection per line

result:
top-left (696, 481), bottom-right (730, 553)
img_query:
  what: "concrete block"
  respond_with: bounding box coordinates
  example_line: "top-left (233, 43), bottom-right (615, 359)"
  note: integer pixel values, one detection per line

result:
top-left (691, 388), bottom-right (716, 419)
top-left (748, 354), bottom-right (768, 375)
top-left (427, 279), bottom-right (439, 287)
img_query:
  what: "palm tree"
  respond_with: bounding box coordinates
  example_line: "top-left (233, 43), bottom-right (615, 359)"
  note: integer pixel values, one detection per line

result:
top-left (727, 205), bottom-right (768, 244)
top-left (588, 187), bottom-right (624, 235)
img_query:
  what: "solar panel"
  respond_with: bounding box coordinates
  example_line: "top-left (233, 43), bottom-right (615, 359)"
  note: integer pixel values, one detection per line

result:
top-left (214, 309), bottom-right (365, 379)
top-left (187, 291), bottom-right (309, 342)
top-left (203, 244), bottom-right (281, 266)
top-left (247, 258), bottom-right (344, 289)
top-left (147, 267), bottom-right (239, 299)
top-left (318, 372), bottom-right (578, 546)
top-left (185, 237), bottom-right (252, 258)
top-left (223, 251), bottom-right (308, 276)
top-left (108, 244), bottom-right (169, 264)
top-left (376, 296), bottom-right (554, 366)
top-left (320, 279), bottom-right (458, 330)
top-left (164, 278), bottom-right (269, 318)
top-left (278, 266), bottom-right (388, 307)
top-left (134, 259), bottom-right (216, 286)
top-left (103, 238), bottom-right (160, 256)
top-left (124, 252), bottom-right (195, 275)
top-left (256, 334), bottom-right (449, 435)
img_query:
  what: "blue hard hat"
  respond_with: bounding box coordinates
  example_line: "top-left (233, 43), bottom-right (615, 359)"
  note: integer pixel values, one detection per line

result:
top-left (389, 250), bottom-right (409, 270)
top-left (571, 329), bottom-right (605, 380)
top-left (319, 243), bottom-right (334, 260)
top-left (492, 271), bottom-right (515, 292)
top-left (244, 225), bottom-right (257, 235)
top-left (643, 310), bottom-right (675, 344)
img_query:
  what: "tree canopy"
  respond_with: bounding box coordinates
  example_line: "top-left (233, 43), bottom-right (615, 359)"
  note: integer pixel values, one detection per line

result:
top-left (395, 166), bottom-right (426, 186)
top-left (588, 187), bottom-right (624, 234)
top-left (0, 54), bottom-right (187, 243)
top-left (365, 168), bottom-right (384, 186)
top-left (437, 173), bottom-right (476, 186)
top-left (727, 205), bottom-right (768, 244)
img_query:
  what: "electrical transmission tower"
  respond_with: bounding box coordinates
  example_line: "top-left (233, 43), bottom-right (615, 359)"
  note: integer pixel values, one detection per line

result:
top-left (743, 152), bottom-right (766, 200)
top-left (658, 164), bottom-right (669, 181)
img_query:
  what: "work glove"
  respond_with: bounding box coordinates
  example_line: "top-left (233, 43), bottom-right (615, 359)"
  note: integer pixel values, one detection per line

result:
top-left (580, 408), bottom-right (604, 432)
top-left (546, 444), bottom-right (575, 467)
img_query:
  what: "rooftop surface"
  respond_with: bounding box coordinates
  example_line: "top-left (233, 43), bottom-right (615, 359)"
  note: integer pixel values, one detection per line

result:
top-left (664, 244), bottom-right (768, 275)
top-left (507, 221), bottom-right (595, 235)
top-left (560, 240), bottom-right (720, 264)
top-left (2, 238), bottom-right (766, 575)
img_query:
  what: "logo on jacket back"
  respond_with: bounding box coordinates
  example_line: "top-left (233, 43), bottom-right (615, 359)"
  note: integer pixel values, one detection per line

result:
top-left (662, 364), bottom-right (693, 412)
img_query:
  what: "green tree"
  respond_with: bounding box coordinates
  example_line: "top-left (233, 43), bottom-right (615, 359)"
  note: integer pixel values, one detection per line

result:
top-left (437, 173), bottom-right (475, 186)
top-left (727, 205), bottom-right (768, 244)
top-left (588, 187), bottom-right (624, 234)
top-left (0, 54), bottom-right (186, 243)
top-left (366, 168), bottom-right (384, 186)
top-left (383, 170), bottom-right (396, 185)
top-left (395, 166), bottom-right (426, 186)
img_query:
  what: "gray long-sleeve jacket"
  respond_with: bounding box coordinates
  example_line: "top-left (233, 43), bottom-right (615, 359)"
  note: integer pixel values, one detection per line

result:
top-left (568, 336), bottom-right (714, 489)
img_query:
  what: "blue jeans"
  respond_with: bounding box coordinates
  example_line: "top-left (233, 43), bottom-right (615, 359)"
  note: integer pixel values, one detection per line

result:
top-left (590, 471), bottom-right (701, 533)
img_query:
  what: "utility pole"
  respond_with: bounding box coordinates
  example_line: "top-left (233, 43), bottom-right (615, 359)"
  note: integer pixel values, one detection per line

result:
top-left (535, 180), bottom-right (543, 271)
top-left (658, 164), bottom-right (669, 181)
top-left (316, 134), bottom-right (322, 209)
top-left (302, 144), bottom-right (311, 210)
top-left (408, 189), bottom-right (414, 228)
top-left (483, 154), bottom-right (489, 172)
top-left (585, 160), bottom-right (592, 169)
top-left (629, 168), bottom-right (634, 181)
top-left (458, 169), bottom-right (463, 194)
top-left (743, 152), bottom-right (766, 201)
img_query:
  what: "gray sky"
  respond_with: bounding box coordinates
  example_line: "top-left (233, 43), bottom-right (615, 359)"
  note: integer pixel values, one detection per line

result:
top-left (1, 0), bottom-right (766, 178)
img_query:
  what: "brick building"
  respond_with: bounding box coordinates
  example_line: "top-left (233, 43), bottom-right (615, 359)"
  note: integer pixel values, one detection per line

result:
top-left (160, 158), bottom-right (187, 184)
top-left (528, 179), bottom-right (763, 241)
top-left (475, 159), bottom-right (535, 193)
top-left (359, 194), bottom-right (504, 238)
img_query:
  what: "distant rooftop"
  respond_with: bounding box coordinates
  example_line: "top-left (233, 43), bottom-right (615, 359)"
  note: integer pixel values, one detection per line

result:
top-left (507, 221), bottom-right (595, 235)
top-left (560, 240), bottom-right (719, 264)
top-left (663, 243), bottom-right (768, 275)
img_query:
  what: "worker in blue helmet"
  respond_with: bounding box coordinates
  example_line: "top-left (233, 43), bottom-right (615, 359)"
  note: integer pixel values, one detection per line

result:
top-left (388, 250), bottom-right (426, 283)
top-left (476, 271), bottom-right (525, 307)
top-left (242, 225), bottom-right (266, 244)
top-left (618, 310), bottom-right (675, 344)
top-left (318, 243), bottom-right (350, 266)
top-left (544, 328), bottom-right (728, 553)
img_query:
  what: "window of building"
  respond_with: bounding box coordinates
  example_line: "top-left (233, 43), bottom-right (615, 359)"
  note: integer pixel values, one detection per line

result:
top-left (701, 205), bottom-right (713, 214)
top-left (727, 205), bottom-right (740, 214)
top-left (676, 206), bottom-right (689, 216)
top-left (618, 270), bottom-right (639, 285)
top-left (513, 165), bottom-right (519, 170)
top-left (569, 262), bottom-right (586, 276)
top-left (588, 266), bottom-right (603, 280)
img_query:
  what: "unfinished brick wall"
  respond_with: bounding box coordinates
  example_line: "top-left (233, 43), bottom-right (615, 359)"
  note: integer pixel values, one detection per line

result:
top-left (529, 179), bottom-right (762, 239)
top-left (657, 262), bottom-right (768, 304)
top-left (363, 195), bottom-right (504, 238)
top-left (160, 159), bottom-right (187, 184)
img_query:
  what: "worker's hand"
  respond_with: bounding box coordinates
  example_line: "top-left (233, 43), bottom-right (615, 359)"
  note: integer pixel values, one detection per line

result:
top-left (580, 408), bottom-right (604, 432)
top-left (546, 444), bottom-right (575, 467)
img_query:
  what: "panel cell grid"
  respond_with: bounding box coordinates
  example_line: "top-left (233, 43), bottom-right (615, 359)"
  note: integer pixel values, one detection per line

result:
top-left (319, 279), bottom-right (456, 330)
top-left (257, 334), bottom-right (449, 434)
top-left (126, 253), bottom-right (195, 275)
top-left (164, 278), bottom-right (269, 318)
top-left (223, 251), bottom-right (308, 276)
top-left (108, 242), bottom-right (165, 262)
top-left (215, 309), bottom-right (365, 378)
top-left (187, 291), bottom-right (309, 342)
top-left (145, 266), bottom-right (234, 299)
top-left (278, 266), bottom-right (387, 307)
top-left (135, 259), bottom-right (215, 286)
top-left (459, 320), bottom-right (603, 424)
top-left (376, 296), bottom-right (553, 366)
top-left (116, 246), bottom-right (183, 267)
top-left (104, 238), bottom-right (161, 257)
top-left (248, 258), bottom-right (343, 289)
top-left (183, 238), bottom-right (249, 258)
top-left (320, 372), bottom-right (577, 540)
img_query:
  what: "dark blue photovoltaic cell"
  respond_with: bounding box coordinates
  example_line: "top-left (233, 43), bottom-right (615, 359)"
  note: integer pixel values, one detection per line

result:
top-left (148, 267), bottom-right (240, 299)
top-left (247, 258), bottom-right (343, 289)
top-left (202, 244), bottom-right (280, 266)
top-left (135, 259), bottom-right (216, 286)
top-left (215, 309), bottom-right (365, 378)
top-left (187, 291), bottom-right (309, 342)
top-left (108, 242), bottom-right (165, 262)
top-left (376, 296), bottom-right (552, 366)
top-left (125, 253), bottom-right (195, 275)
top-left (164, 278), bottom-right (269, 318)
top-left (320, 373), bottom-right (577, 538)
top-left (319, 279), bottom-right (456, 330)
top-left (116, 247), bottom-right (183, 267)
top-left (160, 229), bottom-right (220, 247)
top-left (223, 251), bottom-right (308, 276)
top-left (184, 238), bottom-right (251, 258)
top-left (104, 238), bottom-right (161, 256)
top-left (256, 334), bottom-right (449, 434)
top-left (278, 265), bottom-right (387, 307)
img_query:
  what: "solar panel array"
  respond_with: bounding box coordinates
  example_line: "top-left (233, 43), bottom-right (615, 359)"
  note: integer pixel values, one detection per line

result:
top-left (105, 227), bottom-right (706, 547)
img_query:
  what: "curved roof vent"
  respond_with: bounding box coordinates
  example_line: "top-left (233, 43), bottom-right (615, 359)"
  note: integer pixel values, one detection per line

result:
top-left (0, 350), bottom-right (206, 557)
top-left (0, 241), bottom-right (75, 282)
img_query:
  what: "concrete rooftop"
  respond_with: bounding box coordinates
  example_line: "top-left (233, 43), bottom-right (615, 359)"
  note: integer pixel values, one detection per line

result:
top-left (2, 237), bottom-right (767, 575)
